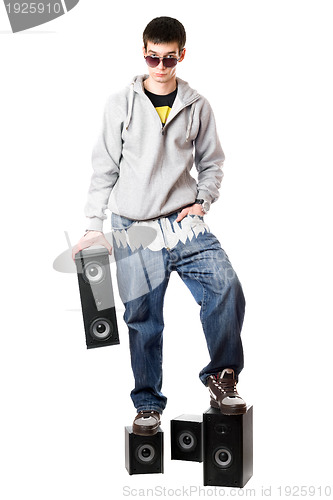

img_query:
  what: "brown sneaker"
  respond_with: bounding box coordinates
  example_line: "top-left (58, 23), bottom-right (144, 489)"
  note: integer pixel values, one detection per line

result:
top-left (207, 368), bottom-right (247, 415)
top-left (132, 410), bottom-right (161, 436)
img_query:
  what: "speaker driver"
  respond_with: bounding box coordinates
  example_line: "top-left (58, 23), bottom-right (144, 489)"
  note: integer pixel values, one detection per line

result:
top-left (83, 261), bottom-right (105, 284)
top-left (90, 318), bottom-right (112, 340)
top-left (178, 431), bottom-right (197, 451)
top-left (136, 444), bottom-right (156, 464)
top-left (213, 447), bottom-right (233, 468)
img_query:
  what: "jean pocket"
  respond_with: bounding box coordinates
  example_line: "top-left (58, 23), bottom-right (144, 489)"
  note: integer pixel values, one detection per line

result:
top-left (186, 214), bottom-right (204, 221)
top-left (111, 213), bottom-right (136, 230)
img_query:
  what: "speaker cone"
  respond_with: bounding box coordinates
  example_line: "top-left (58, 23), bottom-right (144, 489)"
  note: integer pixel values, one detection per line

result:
top-left (178, 431), bottom-right (197, 451)
top-left (213, 447), bottom-right (233, 468)
top-left (83, 261), bottom-right (105, 284)
top-left (136, 444), bottom-right (156, 464)
top-left (90, 318), bottom-right (113, 340)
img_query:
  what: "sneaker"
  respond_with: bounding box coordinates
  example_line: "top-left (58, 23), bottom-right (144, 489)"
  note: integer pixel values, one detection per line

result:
top-left (207, 368), bottom-right (247, 415)
top-left (132, 410), bottom-right (161, 436)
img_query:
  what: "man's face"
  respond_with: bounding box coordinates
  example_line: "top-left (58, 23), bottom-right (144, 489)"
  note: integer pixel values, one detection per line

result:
top-left (143, 41), bottom-right (185, 85)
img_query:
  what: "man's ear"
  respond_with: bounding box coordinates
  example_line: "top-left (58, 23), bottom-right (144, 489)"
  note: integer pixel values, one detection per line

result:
top-left (142, 46), bottom-right (147, 57)
top-left (179, 48), bottom-right (186, 62)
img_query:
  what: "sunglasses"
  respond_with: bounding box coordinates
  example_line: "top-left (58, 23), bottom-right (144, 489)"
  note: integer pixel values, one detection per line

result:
top-left (144, 55), bottom-right (180, 68)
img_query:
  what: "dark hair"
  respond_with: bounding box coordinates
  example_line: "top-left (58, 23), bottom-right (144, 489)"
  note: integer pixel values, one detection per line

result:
top-left (143, 16), bottom-right (186, 53)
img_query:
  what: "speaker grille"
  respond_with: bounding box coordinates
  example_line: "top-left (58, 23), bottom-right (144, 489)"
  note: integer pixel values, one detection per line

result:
top-left (125, 426), bottom-right (164, 475)
top-left (171, 414), bottom-right (203, 462)
top-left (203, 406), bottom-right (253, 488)
top-left (75, 248), bottom-right (119, 349)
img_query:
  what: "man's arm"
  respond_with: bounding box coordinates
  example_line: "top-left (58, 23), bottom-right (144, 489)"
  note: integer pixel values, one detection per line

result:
top-left (176, 98), bottom-right (225, 222)
top-left (194, 97), bottom-right (225, 208)
top-left (84, 95), bottom-right (123, 231)
top-left (73, 96), bottom-right (123, 257)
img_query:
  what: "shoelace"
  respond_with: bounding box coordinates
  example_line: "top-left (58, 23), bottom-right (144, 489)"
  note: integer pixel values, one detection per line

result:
top-left (211, 375), bottom-right (238, 394)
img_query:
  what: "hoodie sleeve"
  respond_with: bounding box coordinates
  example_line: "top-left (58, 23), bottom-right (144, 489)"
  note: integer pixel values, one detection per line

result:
top-left (194, 98), bottom-right (225, 210)
top-left (84, 95), bottom-right (123, 231)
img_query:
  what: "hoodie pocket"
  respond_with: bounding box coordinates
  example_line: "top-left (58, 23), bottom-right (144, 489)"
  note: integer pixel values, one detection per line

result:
top-left (111, 213), bottom-right (136, 230)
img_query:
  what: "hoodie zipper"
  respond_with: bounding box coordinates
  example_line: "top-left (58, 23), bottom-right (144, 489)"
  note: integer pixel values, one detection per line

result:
top-left (162, 96), bottom-right (200, 137)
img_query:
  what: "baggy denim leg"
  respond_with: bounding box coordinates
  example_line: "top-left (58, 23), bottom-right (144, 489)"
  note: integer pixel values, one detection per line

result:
top-left (173, 229), bottom-right (245, 385)
top-left (124, 275), bottom-right (170, 413)
top-left (111, 217), bottom-right (170, 412)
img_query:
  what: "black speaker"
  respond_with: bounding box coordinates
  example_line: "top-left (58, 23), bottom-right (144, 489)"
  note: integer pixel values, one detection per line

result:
top-left (125, 426), bottom-right (164, 475)
top-left (171, 414), bottom-right (203, 462)
top-left (75, 248), bottom-right (119, 349)
top-left (203, 405), bottom-right (253, 488)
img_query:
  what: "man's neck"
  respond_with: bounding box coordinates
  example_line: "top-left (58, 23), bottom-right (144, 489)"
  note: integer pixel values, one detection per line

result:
top-left (143, 77), bottom-right (177, 95)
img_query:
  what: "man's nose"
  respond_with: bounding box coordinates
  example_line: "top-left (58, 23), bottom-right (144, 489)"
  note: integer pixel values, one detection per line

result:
top-left (157, 58), bottom-right (165, 69)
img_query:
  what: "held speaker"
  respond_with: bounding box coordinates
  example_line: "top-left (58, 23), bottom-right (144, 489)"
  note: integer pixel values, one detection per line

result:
top-left (203, 405), bottom-right (253, 488)
top-left (171, 414), bottom-right (203, 462)
top-left (75, 248), bottom-right (119, 349)
top-left (125, 426), bottom-right (164, 475)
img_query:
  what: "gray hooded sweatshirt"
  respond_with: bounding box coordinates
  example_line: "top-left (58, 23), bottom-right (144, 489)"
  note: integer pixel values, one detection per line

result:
top-left (85, 75), bottom-right (225, 231)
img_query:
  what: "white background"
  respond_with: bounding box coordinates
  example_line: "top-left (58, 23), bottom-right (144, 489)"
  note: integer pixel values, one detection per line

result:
top-left (1, 1), bottom-right (332, 499)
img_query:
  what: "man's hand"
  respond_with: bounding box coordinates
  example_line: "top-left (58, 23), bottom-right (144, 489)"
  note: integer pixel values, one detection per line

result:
top-left (71, 231), bottom-right (112, 260)
top-left (176, 203), bottom-right (205, 223)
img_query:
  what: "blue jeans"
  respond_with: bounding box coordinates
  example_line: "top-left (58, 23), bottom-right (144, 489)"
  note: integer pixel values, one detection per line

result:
top-left (111, 211), bottom-right (245, 414)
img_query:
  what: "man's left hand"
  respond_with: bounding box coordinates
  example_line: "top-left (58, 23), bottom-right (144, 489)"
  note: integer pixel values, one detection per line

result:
top-left (176, 203), bottom-right (205, 222)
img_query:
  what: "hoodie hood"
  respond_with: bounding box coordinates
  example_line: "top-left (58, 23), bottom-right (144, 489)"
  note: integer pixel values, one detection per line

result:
top-left (125, 75), bottom-right (200, 140)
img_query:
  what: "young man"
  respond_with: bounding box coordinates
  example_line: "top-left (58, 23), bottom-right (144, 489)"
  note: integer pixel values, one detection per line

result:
top-left (73, 17), bottom-right (246, 436)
